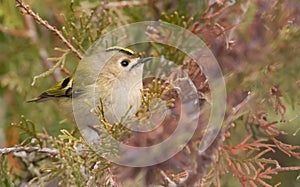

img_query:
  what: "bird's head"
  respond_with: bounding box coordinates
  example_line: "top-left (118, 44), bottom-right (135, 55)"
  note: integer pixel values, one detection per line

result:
top-left (102, 46), bottom-right (151, 81)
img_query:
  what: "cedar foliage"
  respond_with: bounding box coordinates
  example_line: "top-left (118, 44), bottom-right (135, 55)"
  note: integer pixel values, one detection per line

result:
top-left (0, 0), bottom-right (300, 186)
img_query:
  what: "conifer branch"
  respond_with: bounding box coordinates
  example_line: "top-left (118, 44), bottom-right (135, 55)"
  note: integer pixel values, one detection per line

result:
top-left (15, 0), bottom-right (83, 59)
top-left (0, 146), bottom-right (58, 156)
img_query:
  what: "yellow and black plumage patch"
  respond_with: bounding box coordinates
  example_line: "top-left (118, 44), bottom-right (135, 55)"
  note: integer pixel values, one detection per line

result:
top-left (105, 46), bottom-right (135, 56)
top-left (27, 75), bottom-right (73, 103)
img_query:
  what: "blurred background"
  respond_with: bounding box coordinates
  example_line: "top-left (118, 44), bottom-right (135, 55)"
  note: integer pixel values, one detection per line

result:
top-left (0, 0), bottom-right (299, 186)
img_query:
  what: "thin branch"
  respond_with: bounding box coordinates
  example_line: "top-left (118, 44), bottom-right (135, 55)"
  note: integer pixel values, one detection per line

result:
top-left (257, 113), bottom-right (300, 159)
top-left (202, 6), bottom-right (227, 20)
top-left (105, 0), bottom-right (147, 8)
top-left (269, 85), bottom-right (286, 121)
top-left (190, 1), bottom-right (228, 33)
top-left (0, 146), bottom-right (58, 156)
top-left (86, 161), bottom-right (102, 186)
top-left (275, 166), bottom-right (300, 172)
top-left (15, 0), bottom-right (83, 59)
top-left (160, 170), bottom-right (177, 186)
top-left (31, 50), bottom-right (69, 86)
top-left (225, 92), bottom-right (255, 129)
top-left (23, 15), bottom-right (63, 82)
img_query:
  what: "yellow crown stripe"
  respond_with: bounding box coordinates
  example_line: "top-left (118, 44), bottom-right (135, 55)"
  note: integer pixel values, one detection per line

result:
top-left (105, 46), bottom-right (135, 55)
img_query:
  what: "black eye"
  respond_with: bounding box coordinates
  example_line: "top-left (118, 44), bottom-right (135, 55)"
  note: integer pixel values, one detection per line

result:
top-left (120, 60), bottom-right (129, 67)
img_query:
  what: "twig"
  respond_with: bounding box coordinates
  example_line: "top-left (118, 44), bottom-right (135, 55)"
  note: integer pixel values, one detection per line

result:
top-left (202, 6), bottom-right (227, 20)
top-left (86, 161), bottom-right (101, 187)
top-left (31, 51), bottom-right (69, 86)
top-left (0, 146), bottom-right (58, 156)
top-left (258, 116), bottom-right (300, 159)
top-left (190, 1), bottom-right (230, 38)
top-left (15, 0), bottom-right (83, 59)
top-left (105, 0), bottom-right (147, 8)
top-left (160, 170), bottom-right (177, 186)
top-left (269, 85), bottom-right (286, 121)
top-left (23, 15), bottom-right (63, 82)
top-left (225, 92), bottom-right (255, 128)
top-left (275, 166), bottom-right (300, 172)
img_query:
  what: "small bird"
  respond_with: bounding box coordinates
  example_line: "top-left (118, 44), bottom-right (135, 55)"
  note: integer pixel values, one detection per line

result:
top-left (28, 46), bottom-right (151, 123)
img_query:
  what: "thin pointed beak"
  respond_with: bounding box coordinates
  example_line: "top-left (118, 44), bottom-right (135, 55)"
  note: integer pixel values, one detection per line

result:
top-left (138, 57), bottom-right (152, 64)
top-left (130, 57), bottom-right (152, 71)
